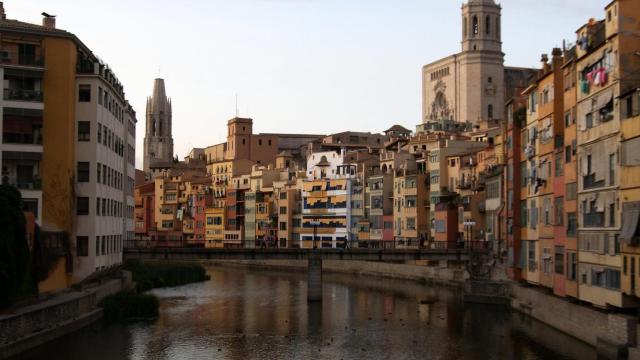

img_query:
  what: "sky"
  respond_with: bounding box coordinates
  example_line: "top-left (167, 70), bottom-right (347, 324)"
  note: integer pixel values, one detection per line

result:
top-left (8, 0), bottom-right (609, 168)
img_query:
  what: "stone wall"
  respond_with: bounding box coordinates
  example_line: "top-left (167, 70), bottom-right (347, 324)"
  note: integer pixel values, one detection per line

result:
top-left (510, 285), bottom-right (636, 348)
top-left (0, 272), bottom-right (132, 359)
top-left (203, 259), bottom-right (467, 287)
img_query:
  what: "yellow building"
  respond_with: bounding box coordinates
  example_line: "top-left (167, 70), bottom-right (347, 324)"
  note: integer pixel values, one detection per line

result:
top-left (620, 113), bottom-right (640, 296)
top-left (205, 206), bottom-right (224, 248)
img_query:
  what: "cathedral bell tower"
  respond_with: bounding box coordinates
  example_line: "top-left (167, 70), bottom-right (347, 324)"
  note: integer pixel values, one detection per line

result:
top-left (461, 0), bottom-right (502, 53)
top-left (458, 0), bottom-right (504, 124)
top-left (143, 78), bottom-right (174, 175)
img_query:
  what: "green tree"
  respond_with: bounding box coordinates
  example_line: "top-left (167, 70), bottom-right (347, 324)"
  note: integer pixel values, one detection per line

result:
top-left (0, 185), bottom-right (34, 308)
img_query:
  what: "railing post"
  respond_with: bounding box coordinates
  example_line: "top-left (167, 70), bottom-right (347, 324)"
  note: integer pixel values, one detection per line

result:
top-left (307, 251), bottom-right (322, 302)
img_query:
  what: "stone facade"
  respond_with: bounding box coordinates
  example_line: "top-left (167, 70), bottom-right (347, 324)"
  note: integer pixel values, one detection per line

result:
top-left (421, 0), bottom-right (535, 126)
top-left (143, 78), bottom-right (174, 175)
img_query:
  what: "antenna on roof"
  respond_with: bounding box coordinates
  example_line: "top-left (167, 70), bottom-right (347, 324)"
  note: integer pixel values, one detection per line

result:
top-left (157, 65), bottom-right (161, 77)
top-left (235, 93), bottom-right (239, 117)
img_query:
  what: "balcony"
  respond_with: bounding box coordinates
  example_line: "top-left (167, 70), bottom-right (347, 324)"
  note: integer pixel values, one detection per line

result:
top-left (1, 164), bottom-right (41, 190)
top-left (583, 212), bottom-right (605, 228)
top-left (583, 174), bottom-right (605, 190)
top-left (0, 49), bottom-right (45, 68)
top-left (3, 112), bottom-right (43, 145)
top-left (3, 88), bottom-right (43, 102)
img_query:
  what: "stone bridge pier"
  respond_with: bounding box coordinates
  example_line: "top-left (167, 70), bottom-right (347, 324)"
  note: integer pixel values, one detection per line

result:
top-left (307, 253), bottom-right (323, 302)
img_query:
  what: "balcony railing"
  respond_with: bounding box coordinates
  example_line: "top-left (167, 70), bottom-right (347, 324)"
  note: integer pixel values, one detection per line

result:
top-left (4, 177), bottom-right (42, 190)
top-left (3, 89), bottom-right (43, 102)
top-left (583, 213), bottom-right (605, 227)
top-left (0, 53), bottom-right (45, 67)
top-left (583, 174), bottom-right (605, 190)
top-left (3, 131), bottom-right (42, 145)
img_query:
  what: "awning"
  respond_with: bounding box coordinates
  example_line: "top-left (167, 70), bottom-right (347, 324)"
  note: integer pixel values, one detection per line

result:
top-left (621, 202), bottom-right (640, 245)
top-left (594, 89), bottom-right (614, 111)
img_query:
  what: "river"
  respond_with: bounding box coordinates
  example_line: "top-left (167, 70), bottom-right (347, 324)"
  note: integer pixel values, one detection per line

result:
top-left (15, 266), bottom-right (597, 359)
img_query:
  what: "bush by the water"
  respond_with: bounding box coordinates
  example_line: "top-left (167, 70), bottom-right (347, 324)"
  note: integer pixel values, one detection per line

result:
top-left (99, 290), bottom-right (159, 322)
top-left (124, 260), bottom-right (210, 292)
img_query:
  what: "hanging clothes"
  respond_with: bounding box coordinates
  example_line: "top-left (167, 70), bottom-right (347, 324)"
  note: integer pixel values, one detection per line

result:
top-left (580, 80), bottom-right (589, 94)
top-left (599, 68), bottom-right (607, 84)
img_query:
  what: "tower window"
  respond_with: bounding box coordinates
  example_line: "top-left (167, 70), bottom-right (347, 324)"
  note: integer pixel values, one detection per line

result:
top-left (472, 16), bottom-right (478, 35)
top-left (488, 104), bottom-right (494, 119)
top-left (488, 77), bottom-right (493, 84)
top-left (242, 139), bottom-right (245, 145)
top-left (486, 16), bottom-right (490, 35)
top-left (463, 16), bottom-right (467, 37)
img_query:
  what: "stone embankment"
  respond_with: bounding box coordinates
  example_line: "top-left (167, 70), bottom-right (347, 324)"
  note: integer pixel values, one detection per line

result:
top-left (0, 272), bottom-right (133, 360)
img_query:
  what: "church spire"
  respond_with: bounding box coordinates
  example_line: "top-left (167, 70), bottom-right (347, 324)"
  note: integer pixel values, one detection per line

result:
top-left (143, 78), bottom-right (174, 175)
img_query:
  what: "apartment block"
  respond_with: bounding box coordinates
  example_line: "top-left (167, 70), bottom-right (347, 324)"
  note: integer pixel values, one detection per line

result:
top-left (0, 9), bottom-right (136, 286)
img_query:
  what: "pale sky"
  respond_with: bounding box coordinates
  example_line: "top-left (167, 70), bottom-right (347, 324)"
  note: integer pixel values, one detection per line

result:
top-left (7, 0), bottom-right (609, 168)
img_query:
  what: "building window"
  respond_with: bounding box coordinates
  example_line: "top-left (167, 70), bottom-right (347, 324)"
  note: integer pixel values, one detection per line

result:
top-left (609, 153), bottom-right (615, 186)
top-left (78, 121), bottom-right (90, 141)
top-left (76, 236), bottom-right (89, 257)
top-left (554, 246), bottom-right (564, 274)
top-left (555, 197), bottom-right (564, 226)
top-left (488, 104), bottom-right (493, 119)
top-left (485, 16), bottom-right (490, 35)
top-left (528, 241), bottom-right (536, 272)
top-left (258, 139), bottom-right (262, 146)
top-left (280, 222), bottom-right (287, 231)
top-left (77, 162), bottom-right (90, 182)
top-left (555, 152), bottom-right (563, 176)
top-left (583, 200), bottom-right (604, 228)
top-left (77, 197), bottom-right (89, 215)
top-left (472, 16), bottom-right (478, 35)
top-left (488, 76), bottom-right (492, 84)
top-left (78, 84), bottom-right (91, 102)
top-left (567, 252), bottom-right (577, 280)
top-left (521, 201), bottom-right (528, 227)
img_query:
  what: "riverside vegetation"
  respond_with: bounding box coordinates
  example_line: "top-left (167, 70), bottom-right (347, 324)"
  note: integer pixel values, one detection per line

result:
top-left (99, 260), bottom-right (210, 321)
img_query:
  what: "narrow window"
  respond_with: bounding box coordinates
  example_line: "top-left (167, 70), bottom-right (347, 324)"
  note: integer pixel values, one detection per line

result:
top-left (472, 16), bottom-right (478, 35)
top-left (486, 16), bottom-right (491, 35)
top-left (78, 121), bottom-right (90, 141)
top-left (78, 84), bottom-right (91, 102)
top-left (77, 197), bottom-right (89, 215)
top-left (77, 162), bottom-right (90, 182)
top-left (76, 236), bottom-right (89, 257)
top-left (488, 104), bottom-right (493, 119)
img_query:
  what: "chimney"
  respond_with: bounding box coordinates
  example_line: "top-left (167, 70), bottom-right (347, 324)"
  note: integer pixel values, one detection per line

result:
top-left (551, 47), bottom-right (563, 69)
top-left (540, 54), bottom-right (549, 73)
top-left (0, 2), bottom-right (5, 20)
top-left (42, 12), bottom-right (56, 29)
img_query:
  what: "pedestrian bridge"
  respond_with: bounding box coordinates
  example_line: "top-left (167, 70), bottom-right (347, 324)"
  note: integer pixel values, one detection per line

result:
top-left (122, 247), bottom-right (470, 262)
top-left (123, 243), bottom-right (484, 302)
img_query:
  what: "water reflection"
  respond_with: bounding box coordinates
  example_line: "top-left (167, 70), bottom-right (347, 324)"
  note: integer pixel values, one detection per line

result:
top-left (14, 266), bottom-right (596, 360)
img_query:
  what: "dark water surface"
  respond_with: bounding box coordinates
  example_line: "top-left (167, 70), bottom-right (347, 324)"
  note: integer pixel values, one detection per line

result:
top-left (15, 267), bottom-right (596, 359)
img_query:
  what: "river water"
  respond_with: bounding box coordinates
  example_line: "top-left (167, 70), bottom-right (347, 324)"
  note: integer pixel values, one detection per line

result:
top-left (16, 266), bottom-right (596, 360)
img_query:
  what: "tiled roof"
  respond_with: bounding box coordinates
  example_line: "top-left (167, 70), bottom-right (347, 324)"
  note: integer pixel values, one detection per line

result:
top-left (0, 18), bottom-right (70, 36)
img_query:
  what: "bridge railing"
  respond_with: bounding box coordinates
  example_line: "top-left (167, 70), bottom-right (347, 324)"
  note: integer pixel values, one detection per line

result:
top-left (125, 239), bottom-right (490, 252)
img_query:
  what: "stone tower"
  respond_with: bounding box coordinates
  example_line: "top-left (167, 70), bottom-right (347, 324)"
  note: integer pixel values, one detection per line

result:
top-left (143, 78), bottom-right (173, 174)
top-left (459, 0), bottom-right (504, 123)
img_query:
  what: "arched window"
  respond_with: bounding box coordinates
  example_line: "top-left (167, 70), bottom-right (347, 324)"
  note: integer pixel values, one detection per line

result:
top-left (488, 104), bottom-right (494, 119)
top-left (472, 16), bottom-right (478, 35)
top-left (486, 16), bottom-right (490, 35)
top-left (463, 16), bottom-right (467, 37)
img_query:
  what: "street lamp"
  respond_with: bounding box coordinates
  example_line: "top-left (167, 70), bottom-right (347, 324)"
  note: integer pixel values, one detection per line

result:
top-left (309, 219), bottom-right (320, 249)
